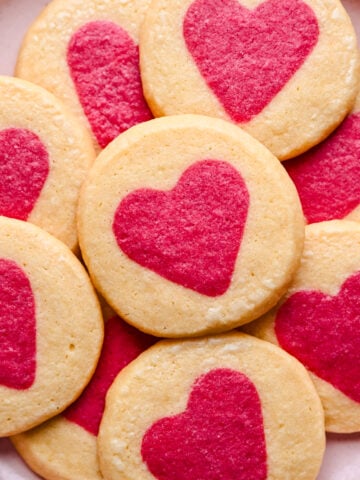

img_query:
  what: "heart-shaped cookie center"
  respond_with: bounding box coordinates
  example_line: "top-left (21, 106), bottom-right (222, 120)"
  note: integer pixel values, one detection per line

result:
top-left (285, 113), bottom-right (360, 223)
top-left (0, 128), bottom-right (49, 220)
top-left (275, 271), bottom-right (360, 402)
top-left (0, 258), bottom-right (36, 390)
top-left (64, 317), bottom-right (156, 435)
top-left (184, 0), bottom-right (319, 122)
top-left (112, 160), bottom-right (250, 297)
top-left (67, 20), bottom-right (153, 148)
top-left (141, 368), bottom-right (267, 480)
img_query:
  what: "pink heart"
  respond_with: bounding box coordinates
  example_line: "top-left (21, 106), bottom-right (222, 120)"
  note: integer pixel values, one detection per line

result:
top-left (0, 128), bottom-right (49, 220)
top-left (0, 259), bottom-right (36, 390)
top-left (67, 21), bottom-right (153, 148)
top-left (183, 0), bottom-right (319, 122)
top-left (285, 113), bottom-right (360, 223)
top-left (64, 317), bottom-right (156, 435)
top-left (275, 271), bottom-right (360, 402)
top-left (112, 160), bottom-right (250, 297)
top-left (141, 368), bottom-right (267, 480)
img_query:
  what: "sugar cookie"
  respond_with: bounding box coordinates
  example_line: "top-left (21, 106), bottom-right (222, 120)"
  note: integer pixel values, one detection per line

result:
top-left (0, 217), bottom-right (103, 437)
top-left (0, 76), bottom-right (94, 250)
top-left (16, 0), bottom-right (153, 150)
top-left (140, 0), bottom-right (360, 160)
top-left (285, 94), bottom-right (360, 223)
top-left (12, 316), bottom-right (156, 480)
top-left (78, 115), bottom-right (304, 337)
top-left (245, 221), bottom-right (360, 433)
top-left (98, 332), bottom-right (325, 480)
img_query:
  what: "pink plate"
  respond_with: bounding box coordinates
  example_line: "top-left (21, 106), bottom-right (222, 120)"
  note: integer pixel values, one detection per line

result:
top-left (1, 0), bottom-right (360, 479)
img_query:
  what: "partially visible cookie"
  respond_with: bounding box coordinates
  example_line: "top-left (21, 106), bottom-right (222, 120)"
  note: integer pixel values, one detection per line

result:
top-left (245, 221), bottom-right (360, 433)
top-left (285, 94), bottom-right (360, 224)
top-left (78, 114), bottom-right (304, 337)
top-left (12, 315), bottom-right (156, 480)
top-left (140, 0), bottom-right (360, 160)
top-left (98, 332), bottom-right (325, 480)
top-left (0, 76), bottom-right (95, 250)
top-left (0, 217), bottom-right (103, 437)
top-left (16, 0), bottom-right (153, 150)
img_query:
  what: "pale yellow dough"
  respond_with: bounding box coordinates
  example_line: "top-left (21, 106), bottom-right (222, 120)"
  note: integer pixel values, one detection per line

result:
top-left (0, 217), bottom-right (103, 437)
top-left (12, 417), bottom-right (102, 480)
top-left (98, 332), bottom-right (325, 480)
top-left (15, 0), bottom-right (152, 150)
top-left (140, 0), bottom-right (360, 160)
top-left (78, 114), bottom-right (304, 337)
top-left (0, 76), bottom-right (95, 251)
top-left (245, 221), bottom-right (360, 433)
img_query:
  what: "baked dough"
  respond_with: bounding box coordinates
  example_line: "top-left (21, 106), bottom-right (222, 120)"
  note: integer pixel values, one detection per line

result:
top-left (0, 217), bottom-right (103, 437)
top-left (16, 0), bottom-right (153, 150)
top-left (98, 332), bottom-right (325, 480)
top-left (140, 0), bottom-right (360, 160)
top-left (78, 114), bottom-right (304, 337)
top-left (245, 221), bottom-right (360, 432)
top-left (0, 76), bottom-right (95, 250)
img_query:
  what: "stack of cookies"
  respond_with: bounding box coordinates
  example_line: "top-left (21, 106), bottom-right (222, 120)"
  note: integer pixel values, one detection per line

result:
top-left (1, 0), bottom-right (360, 479)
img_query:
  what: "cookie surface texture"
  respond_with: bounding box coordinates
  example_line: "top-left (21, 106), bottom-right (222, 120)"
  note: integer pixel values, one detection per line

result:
top-left (140, 0), bottom-right (360, 160)
top-left (244, 220), bottom-right (360, 433)
top-left (12, 316), bottom-right (156, 480)
top-left (285, 94), bottom-right (360, 224)
top-left (0, 76), bottom-right (95, 250)
top-left (16, 0), bottom-right (153, 150)
top-left (78, 115), bottom-right (304, 337)
top-left (98, 332), bottom-right (325, 480)
top-left (0, 217), bottom-right (103, 437)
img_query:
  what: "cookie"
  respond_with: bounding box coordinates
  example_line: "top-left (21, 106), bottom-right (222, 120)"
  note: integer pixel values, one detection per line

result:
top-left (12, 315), bottom-right (156, 480)
top-left (78, 114), bottom-right (304, 337)
top-left (98, 332), bottom-right (325, 480)
top-left (0, 76), bottom-right (95, 251)
top-left (0, 216), bottom-right (103, 437)
top-left (244, 221), bottom-right (360, 433)
top-left (140, 0), bottom-right (360, 160)
top-left (16, 0), bottom-right (153, 150)
top-left (284, 94), bottom-right (360, 224)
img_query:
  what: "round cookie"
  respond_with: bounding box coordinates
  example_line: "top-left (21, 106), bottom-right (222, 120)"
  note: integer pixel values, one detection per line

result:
top-left (284, 93), bottom-right (360, 224)
top-left (0, 76), bottom-right (95, 251)
top-left (12, 315), bottom-right (156, 480)
top-left (98, 332), bottom-right (325, 480)
top-left (140, 0), bottom-right (360, 160)
top-left (15, 0), bottom-right (153, 150)
top-left (0, 216), bottom-right (103, 437)
top-left (244, 220), bottom-right (360, 433)
top-left (77, 114), bottom-right (305, 337)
